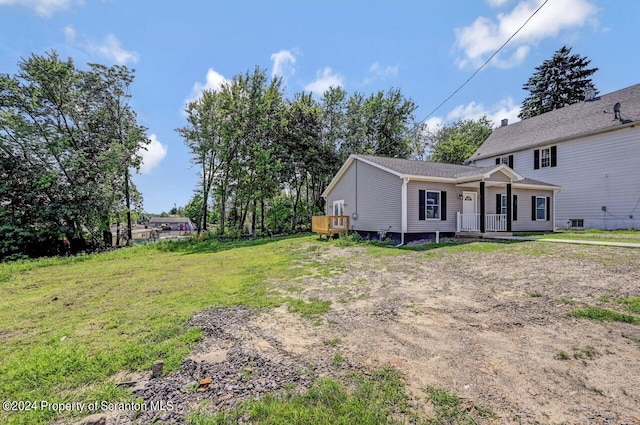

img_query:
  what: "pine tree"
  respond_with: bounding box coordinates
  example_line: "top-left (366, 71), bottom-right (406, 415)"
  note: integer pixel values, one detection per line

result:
top-left (518, 46), bottom-right (598, 119)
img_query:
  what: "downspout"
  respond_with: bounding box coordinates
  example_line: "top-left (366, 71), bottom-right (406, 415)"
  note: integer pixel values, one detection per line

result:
top-left (553, 188), bottom-right (558, 231)
top-left (397, 177), bottom-right (409, 247)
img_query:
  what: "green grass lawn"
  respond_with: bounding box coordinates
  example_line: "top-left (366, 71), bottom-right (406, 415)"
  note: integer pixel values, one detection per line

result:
top-left (0, 235), bottom-right (310, 425)
top-left (515, 229), bottom-right (640, 244)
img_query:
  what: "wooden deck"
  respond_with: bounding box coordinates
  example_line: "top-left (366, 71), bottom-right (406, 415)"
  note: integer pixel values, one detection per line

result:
top-left (311, 216), bottom-right (349, 237)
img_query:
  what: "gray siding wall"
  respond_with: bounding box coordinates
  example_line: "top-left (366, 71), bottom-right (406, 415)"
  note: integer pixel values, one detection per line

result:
top-left (486, 187), bottom-right (554, 232)
top-left (485, 170), bottom-right (511, 183)
top-left (407, 181), bottom-right (459, 233)
top-left (474, 126), bottom-right (640, 229)
top-left (325, 160), bottom-right (402, 232)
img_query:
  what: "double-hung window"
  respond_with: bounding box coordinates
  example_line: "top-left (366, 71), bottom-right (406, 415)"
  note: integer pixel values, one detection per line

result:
top-left (536, 197), bottom-right (546, 220)
top-left (426, 191), bottom-right (440, 219)
top-left (540, 148), bottom-right (551, 168)
top-left (500, 194), bottom-right (507, 215)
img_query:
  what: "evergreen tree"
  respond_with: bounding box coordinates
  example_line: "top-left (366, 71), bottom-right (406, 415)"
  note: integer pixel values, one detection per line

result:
top-left (518, 46), bottom-right (598, 120)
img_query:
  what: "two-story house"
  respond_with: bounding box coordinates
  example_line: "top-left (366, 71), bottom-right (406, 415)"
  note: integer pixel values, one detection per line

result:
top-left (468, 83), bottom-right (640, 230)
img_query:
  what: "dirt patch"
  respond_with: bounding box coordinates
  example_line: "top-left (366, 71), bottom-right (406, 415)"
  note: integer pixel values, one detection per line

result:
top-left (107, 240), bottom-right (639, 424)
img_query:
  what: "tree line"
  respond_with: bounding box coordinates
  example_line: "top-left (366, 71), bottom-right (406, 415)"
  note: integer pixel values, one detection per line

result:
top-left (177, 67), bottom-right (420, 235)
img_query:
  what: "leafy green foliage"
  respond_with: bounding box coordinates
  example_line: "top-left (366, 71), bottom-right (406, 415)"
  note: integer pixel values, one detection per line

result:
top-left (0, 51), bottom-right (148, 260)
top-left (519, 46), bottom-right (598, 119)
top-left (428, 116), bottom-right (493, 164)
top-left (177, 73), bottom-right (418, 238)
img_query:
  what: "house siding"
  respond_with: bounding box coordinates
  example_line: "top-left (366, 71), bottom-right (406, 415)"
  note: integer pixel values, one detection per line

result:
top-left (325, 159), bottom-right (402, 232)
top-left (474, 126), bottom-right (640, 230)
top-left (487, 187), bottom-right (554, 232)
top-left (407, 181), bottom-right (459, 233)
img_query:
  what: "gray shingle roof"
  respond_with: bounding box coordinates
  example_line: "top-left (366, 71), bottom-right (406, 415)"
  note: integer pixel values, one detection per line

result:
top-left (359, 155), bottom-right (486, 178)
top-left (471, 83), bottom-right (640, 161)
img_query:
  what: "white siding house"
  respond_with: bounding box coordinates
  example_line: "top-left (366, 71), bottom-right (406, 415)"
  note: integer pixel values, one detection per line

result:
top-left (468, 83), bottom-right (640, 230)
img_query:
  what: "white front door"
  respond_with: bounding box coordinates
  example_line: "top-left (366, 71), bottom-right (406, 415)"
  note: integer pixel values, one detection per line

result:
top-left (460, 191), bottom-right (479, 231)
top-left (462, 192), bottom-right (477, 215)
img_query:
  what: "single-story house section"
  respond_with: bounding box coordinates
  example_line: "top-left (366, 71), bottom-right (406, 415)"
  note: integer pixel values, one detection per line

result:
top-left (316, 154), bottom-right (561, 244)
top-left (148, 217), bottom-right (195, 232)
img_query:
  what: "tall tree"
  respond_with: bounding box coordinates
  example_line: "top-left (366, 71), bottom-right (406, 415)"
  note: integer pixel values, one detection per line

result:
top-left (0, 51), bottom-right (148, 258)
top-left (429, 117), bottom-right (493, 165)
top-left (519, 46), bottom-right (598, 120)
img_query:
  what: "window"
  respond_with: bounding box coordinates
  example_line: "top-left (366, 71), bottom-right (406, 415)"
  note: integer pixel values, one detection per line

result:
top-left (500, 194), bottom-right (507, 215)
top-left (570, 219), bottom-right (584, 228)
top-left (419, 190), bottom-right (447, 221)
top-left (540, 148), bottom-right (551, 168)
top-left (534, 146), bottom-right (557, 169)
top-left (536, 197), bottom-right (546, 220)
top-left (495, 155), bottom-right (514, 168)
top-left (426, 191), bottom-right (440, 219)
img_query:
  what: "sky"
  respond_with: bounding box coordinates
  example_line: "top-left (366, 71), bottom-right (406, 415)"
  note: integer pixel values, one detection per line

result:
top-left (1, 0), bottom-right (638, 214)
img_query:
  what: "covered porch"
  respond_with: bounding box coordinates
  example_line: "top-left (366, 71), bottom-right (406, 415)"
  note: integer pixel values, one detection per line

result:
top-left (454, 179), bottom-right (514, 236)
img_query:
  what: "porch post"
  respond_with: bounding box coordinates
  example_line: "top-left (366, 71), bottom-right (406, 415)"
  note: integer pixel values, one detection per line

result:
top-left (479, 181), bottom-right (485, 233)
top-left (506, 183), bottom-right (512, 232)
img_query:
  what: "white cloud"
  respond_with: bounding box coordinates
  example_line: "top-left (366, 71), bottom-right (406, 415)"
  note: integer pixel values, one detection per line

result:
top-left (486, 0), bottom-right (511, 6)
top-left (270, 49), bottom-right (297, 83)
top-left (64, 25), bottom-right (139, 65)
top-left (363, 62), bottom-right (400, 85)
top-left (0, 0), bottom-right (79, 17)
top-left (455, 0), bottom-right (598, 69)
top-left (446, 97), bottom-right (521, 127)
top-left (139, 134), bottom-right (167, 175)
top-left (304, 67), bottom-right (343, 94)
top-left (184, 68), bottom-right (228, 108)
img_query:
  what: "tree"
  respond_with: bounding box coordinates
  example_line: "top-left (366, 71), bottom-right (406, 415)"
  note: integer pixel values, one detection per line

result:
top-left (0, 51), bottom-right (148, 258)
top-left (519, 46), bottom-right (598, 120)
top-left (429, 117), bottom-right (493, 165)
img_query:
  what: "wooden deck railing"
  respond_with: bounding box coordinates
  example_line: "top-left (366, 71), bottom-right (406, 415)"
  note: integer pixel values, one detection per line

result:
top-left (311, 215), bottom-right (349, 236)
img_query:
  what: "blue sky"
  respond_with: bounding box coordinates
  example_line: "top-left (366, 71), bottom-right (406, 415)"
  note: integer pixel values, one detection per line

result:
top-left (1, 0), bottom-right (637, 214)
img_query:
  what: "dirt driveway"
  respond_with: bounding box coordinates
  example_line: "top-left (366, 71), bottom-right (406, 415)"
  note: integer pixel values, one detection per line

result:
top-left (116, 240), bottom-right (640, 425)
top-left (250, 241), bottom-right (640, 424)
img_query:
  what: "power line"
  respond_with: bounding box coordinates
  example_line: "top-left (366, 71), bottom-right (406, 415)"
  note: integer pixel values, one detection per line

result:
top-left (419, 0), bottom-right (549, 124)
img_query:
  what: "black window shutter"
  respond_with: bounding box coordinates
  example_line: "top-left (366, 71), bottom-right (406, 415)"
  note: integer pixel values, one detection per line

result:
top-left (508, 155), bottom-right (514, 169)
top-left (495, 158), bottom-right (500, 165)
top-left (419, 190), bottom-right (425, 221)
top-left (534, 149), bottom-right (540, 169)
top-left (513, 195), bottom-right (518, 221)
top-left (546, 196), bottom-right (551, 221)
top-left (441, 191), bottom-right (447, 221)
top-left (550, 146), bottom-right (557, 167)
top-left (531, 196), bottom-right (536, 221)
top-left (496, 194), bottom-right (501, 214)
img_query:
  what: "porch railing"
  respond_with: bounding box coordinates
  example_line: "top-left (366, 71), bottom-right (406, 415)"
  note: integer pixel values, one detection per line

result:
top-left (457, 212), bottom-right (507, 232)
top-left (485, 214), bottom-right (507, 232)
top-left (311, 215), bottom-right (349, 235)
top-left (456, 212), bottom-right (480, 232)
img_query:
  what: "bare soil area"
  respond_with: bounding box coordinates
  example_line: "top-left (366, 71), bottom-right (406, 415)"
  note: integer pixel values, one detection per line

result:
top-left (108, 240), bottom-right (640, 425)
